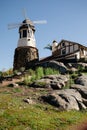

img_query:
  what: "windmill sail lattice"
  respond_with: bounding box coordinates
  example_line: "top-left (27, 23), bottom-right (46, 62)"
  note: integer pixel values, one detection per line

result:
top-left (8, 20), bottom-right (47, 29)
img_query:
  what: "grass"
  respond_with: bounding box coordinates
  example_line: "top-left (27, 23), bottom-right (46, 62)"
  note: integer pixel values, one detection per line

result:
top-left (0, 86), bottom-right (87, 130)
top-left (0, 67), bottom-right (87, 130)
top-left (22, 67), bottom-right (59, 86)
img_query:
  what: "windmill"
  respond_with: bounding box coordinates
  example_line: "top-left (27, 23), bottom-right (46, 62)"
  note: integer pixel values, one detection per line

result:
top-left (8, 17), bottom-right (47, 48)
top-left (9, 12), bottom-right (47, 70)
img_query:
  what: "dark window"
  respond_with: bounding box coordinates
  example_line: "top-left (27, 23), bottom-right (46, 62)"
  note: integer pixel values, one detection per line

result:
top-left (20, 32), bottom-right (21, 38)
top-left (62, 42), bottom-right (65, 46)
top-left (23, 30), bottom-right (27, 37)
top-left (62, 49), bottom-right (66, 55)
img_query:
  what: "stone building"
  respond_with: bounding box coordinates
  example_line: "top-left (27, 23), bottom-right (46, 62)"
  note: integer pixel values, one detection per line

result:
top-left (13, 19), bottom-right (39, 70)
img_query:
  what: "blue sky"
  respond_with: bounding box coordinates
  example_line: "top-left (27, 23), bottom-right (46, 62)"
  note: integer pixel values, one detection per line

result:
top-left (0, 0), bottom-right (87, 71)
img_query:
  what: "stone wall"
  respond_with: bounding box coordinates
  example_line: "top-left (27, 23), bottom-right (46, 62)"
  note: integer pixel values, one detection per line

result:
top-left (13, 46), bottom-right (39, 70)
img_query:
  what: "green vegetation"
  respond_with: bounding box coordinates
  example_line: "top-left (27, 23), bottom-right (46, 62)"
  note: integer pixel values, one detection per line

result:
top-left (23, 67), bottom-right (59, 85)
top-left (44, 67), bottom-right (59, 75)
top-left (44, 44), bottom-right (52, 50)
top-left (0, 66), bottom-right (87, 129)
top-left (0, 88), bottom-right (87, 130)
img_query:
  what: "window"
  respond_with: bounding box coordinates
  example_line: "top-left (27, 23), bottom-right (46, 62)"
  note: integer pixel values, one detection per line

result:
top-left (62, 42), bottom-right (65, 46)
top-left (20, 32), bottom-right (21, 38)
top-left (19, 31), bottom-right (22, 38)
top-left (23, 30), bottom-right (27, 37)
top-left (62, 49), bottom-right (66, 55)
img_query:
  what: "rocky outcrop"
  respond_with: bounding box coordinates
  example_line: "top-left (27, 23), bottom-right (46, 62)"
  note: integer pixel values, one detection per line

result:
top-left (71, 84), bottom-right (87, 99)
top-left (31, 74), bottom-right (69, 89)
top-left (13, 46), bottom-right (39, 70)
top-left (66, 62), bottom-right (87, 69)
top-left (38, 60), bottom-right (68, 74)
top-left (75, 74), bottom-right (87, 86)
top-left (40, 74), bottom-right (87, 111)
top-left (42, 89), bottom-right (86, 111)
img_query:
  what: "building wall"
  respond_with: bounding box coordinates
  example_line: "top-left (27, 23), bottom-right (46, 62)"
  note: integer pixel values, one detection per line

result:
top-left (17, 38), bottom-right (36, 48)
top-left (70, 45), bottom-right (74, 53)
top-left (74, 44), bottom-right (79, 51)
top-left (52, 41), bottom-right (80, 56)
top-left (75, 51), bottom-right (80, 59)
top-left (66, 46), bottom-right (69, 54)
top-left (52, 40), bottom-right (87, 62)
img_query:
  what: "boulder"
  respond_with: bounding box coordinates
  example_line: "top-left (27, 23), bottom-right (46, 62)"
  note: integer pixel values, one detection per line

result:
top-left (8, 83), bottom-right (19, 88)
top-left (78, 62), bottom-right (87, 68)
top-left (66, 63), bottom-right (78, 73)
top-left (75, 75), bottom-right (87, 86)
top-left (38, 60), bottom-right (68, 74)
top-left (71, 84), bottom-right (87, 99)
top-left (41, 89), bottom-right (86, 110)
top-left (23, 97), bottom-right (34, 104)
top-left (68, 62), bottom-right (87, 69)
top-left (31, 74), bottom-right (69, 89)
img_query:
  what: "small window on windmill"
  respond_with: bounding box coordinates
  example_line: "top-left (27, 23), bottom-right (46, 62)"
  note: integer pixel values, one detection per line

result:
top-left (23, 30), bottom-right (27, 37)
top-left (20, 31), bottom-right (22, 38)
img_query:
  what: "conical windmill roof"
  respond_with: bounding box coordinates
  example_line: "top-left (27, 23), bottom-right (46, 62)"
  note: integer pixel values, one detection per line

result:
top-left (19, 18), bottom-right (35, 31)
top-left (23, 19), bottom-right (34, 26)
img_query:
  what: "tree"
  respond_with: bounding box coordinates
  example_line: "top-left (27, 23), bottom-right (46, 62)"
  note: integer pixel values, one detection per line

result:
top-left (44, 44), bottom-right (52, 51)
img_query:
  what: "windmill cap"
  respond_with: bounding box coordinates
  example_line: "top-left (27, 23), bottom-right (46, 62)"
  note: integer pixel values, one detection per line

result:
top-left (19, 18), bottom-right (35, 31)
top-left (23, 19), bottom-right (34, 26)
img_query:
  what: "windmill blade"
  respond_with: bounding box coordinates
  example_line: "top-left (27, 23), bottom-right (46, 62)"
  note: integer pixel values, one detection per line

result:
top-left (8, 22), bottom-right (29, 29)
top-left (8, 20), bottom-right (47, 29)
top-left (8, 23), bottom-right (22, 29)
top-left (22, 8), bottom-right (28, 19)
top-left (33, 20), bottom-right (47, 24)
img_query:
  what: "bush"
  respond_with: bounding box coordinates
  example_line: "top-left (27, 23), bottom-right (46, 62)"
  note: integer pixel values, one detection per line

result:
top-left (44, 67), bottom-right (59, 75)
top-left (35, 67), bottom-right (44, 79)
top-left (28, 69), bottom-right (35, 76)
top-left (22, 67), bottom-right (59, 85)
top-left (78, 65), bottom-right (85, 73)
top-left (23, 75), bottom-right (31, 85)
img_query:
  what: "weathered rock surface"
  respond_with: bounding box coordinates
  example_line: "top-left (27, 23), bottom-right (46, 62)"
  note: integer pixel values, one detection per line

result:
top-left (31, 74), bottom-right (69, 89)
top-left (38, 60), bottom-right (68, 74)
top-left (71, 84), bottom-right (87, 99)
top-left (68, 62), bottom-right (87, 69)
top-left (77, 62), bottom-right (87, 68)
top-left (8, 83), bottom-right (19, 88)
top-left (75, 75), bottom-right (87, 86)
top-left (38, 74), bottom-right (87, 111)
top-left (42, 89), bottom-right (86, 111)
top-left (23, 97), bottom-right (34, 104)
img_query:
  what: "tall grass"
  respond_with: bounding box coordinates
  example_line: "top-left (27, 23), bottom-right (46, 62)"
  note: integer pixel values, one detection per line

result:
top-left (44, 67), bottom-right (59, 75)
top-left (23, 67), bottom-right (59, 85)
top-left (35, 67), bottom-right (44, 79)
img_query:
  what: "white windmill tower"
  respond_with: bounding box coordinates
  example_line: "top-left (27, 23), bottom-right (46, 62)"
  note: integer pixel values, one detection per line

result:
top-left (8, 16), bottom-right (47, 70)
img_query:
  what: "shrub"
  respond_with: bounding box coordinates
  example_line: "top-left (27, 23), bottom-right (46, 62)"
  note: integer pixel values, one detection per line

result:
top-left (23, 75), bottom-right (31, 85)
top-left (44, 67), bottom-right (59, 75)
top-left (30, 74), bottom-right (36, 82)
top-left (22, 67), bottom-right (59, 85)
top-left (0, 71), bottom-right (3, 77)
top-left (78, 65), bottom-right (85, 73)
top-left (13, 70), bottom-right (18, 75)
top-left (35, 67), bottom-right (44, 79)
top-left (28, 69), bottom-right (35, 76)
top-left (19, 67), bottom-right (25, 73)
